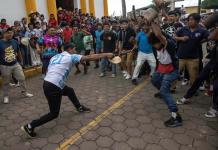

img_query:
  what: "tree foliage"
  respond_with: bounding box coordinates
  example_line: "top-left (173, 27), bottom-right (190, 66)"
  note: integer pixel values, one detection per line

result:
top-left (201, 0), bottom-right (218, 9)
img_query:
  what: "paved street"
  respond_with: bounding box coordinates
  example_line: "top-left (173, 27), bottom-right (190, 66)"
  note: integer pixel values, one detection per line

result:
top-left (0, 65), bottom-right (218, 150)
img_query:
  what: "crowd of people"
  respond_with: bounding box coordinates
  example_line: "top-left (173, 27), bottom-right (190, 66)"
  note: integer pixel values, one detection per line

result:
top-left (0, 6), bottom-right (218, 136)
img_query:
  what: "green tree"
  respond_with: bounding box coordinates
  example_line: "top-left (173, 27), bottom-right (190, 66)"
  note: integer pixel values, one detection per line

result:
top-left (201, 0), bottom-right (218, 9)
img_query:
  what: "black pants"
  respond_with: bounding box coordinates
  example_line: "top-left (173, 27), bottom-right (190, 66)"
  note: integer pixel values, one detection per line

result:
top-left (213, 79), bottom-right (218, 110)
top-left (85, 50), bottom-right (91, 65)
top-left (184, 60), bottom-right (217, 99)
top-left (30, 81), bottom-right (81, 129)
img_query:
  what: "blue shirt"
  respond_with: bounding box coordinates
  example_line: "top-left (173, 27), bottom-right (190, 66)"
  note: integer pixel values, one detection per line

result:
top-left (0, 39), bottom-right (19, 66)
top-left (136, 32), bottom-right (153, 54)
top-left (95, 30), bottom-right (103, 49)
top-left (176, 26), bottom-right (209, 59)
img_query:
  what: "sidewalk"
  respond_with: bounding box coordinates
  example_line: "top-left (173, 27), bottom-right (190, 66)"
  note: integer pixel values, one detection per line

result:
top-left (0, 66), bottom-right (217, 150)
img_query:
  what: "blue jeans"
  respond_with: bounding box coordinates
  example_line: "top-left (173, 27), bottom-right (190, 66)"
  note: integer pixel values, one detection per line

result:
top-left (151, 70), bottom-right (179, 112)
top-left (101, 58), bottom-right (116, 74)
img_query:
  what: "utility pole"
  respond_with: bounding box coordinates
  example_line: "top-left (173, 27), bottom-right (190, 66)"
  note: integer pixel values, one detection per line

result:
top-left (171, 0), bottom-right (175, 10)
top-left (198, 0), bottom-right (201, 14)
top-left (121, 0), bottom-right (127, 18)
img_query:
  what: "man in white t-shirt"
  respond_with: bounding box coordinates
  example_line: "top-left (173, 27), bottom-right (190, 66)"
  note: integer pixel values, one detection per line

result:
top-left (21, 43), bottom-right (114, 137)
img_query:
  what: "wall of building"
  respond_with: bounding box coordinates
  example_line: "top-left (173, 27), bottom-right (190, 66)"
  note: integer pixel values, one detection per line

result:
top-left (0, 0), bottom-right (108, 25)
top-left (94, 0), bottom-right (104, 18)
top-left (185, 6), bottom-right (212, 14)
top-left (36, 0), bottom-right (49, 21)
top-left (74, 0), bottom-right (80, 9)
top-left (0, 0), bottom-right (26, 25)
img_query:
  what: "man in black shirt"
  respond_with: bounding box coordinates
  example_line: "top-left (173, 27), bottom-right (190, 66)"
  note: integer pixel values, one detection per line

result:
top-left (118, 19), bottom-right (136, 80)
top-left (99, 23), bottom-right (118, 77)
top-left (177, 25), bottom-right (218, 118)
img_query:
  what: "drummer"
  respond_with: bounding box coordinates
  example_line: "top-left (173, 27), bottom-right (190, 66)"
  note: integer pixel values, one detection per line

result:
top-left (21, 43), bottom-right (114, 137)
top-left (99, 23), bottom-right (118, 78)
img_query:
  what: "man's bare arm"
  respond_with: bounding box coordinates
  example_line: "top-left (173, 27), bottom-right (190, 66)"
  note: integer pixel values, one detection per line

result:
top-left (151, 22), bottom-right (167, 46)
top-left (81, 53), bottom-right (114, 62)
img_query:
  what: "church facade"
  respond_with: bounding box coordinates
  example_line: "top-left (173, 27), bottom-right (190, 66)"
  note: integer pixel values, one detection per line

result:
top-left (0, 0), bottom-right (109, 25)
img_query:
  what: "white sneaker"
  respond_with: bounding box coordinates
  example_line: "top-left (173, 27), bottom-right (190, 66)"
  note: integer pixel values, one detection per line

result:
top-left (125, 74), bottom-right (131, 80)
top-left (205, 108), bottom-right (218, 118)
top-left (181, 80), bottom-right (188, 86)
top-left (122, 71), bottom-right (127, 74)
top-left (123, 73), bottom-right (128, 77)
top-left (9, 83), bottom-right (16, 87)
top-left (22, 92), bottom-right (34, 98)
top-left (199, 85), bottom-right (205, 91)
top-left (111, 74), bottom-right (116, 78)
top-left (176, 97), bottom-right (190, 105)
top-left (3, 97), bottom-right (9, 104)
top-left (99, 73), bottom-right (105, 77)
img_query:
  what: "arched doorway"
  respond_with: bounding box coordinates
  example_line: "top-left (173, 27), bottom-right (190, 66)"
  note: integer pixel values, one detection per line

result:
top-left (56, 0), bottom-right (74, 11)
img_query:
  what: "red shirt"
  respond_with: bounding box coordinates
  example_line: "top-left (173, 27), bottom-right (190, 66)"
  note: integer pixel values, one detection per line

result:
top-left (0, 24), bottom-right (10, 29)
top-left (48, 18), bottom-right (58, 28)
top-left (157, 64), bottom-right (174, 74)
top-left (62, 28), bottom-right (73, 43)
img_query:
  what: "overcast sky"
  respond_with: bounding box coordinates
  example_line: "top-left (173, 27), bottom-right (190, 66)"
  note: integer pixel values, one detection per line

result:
top-left (108, 0), bottom-right (198, 16)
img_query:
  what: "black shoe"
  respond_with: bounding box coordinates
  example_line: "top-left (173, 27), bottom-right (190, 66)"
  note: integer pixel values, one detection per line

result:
top-left (84, 66), bottom-right (88, 75)
top-left (21, 124), bottom-right (37, 137)
top-left (170, 89), bottom-right (176, 94)
top-left (77, 105), bottom-right (91, 113)
top-left (94, 65), bottom-right (99, 69)
top-left (164, 115), bottom-right (183, 127)
top-left (154, 92), bottom-right (162, 99)
top-left (132, 79), bottom-right (138, 85)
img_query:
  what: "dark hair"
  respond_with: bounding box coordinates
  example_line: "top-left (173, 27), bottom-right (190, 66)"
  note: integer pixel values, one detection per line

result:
top-left (148, 32), bottom-right (161, 45)
top-left (1, 18), bottom-right (6, 22)
top-left (168, 11), bottom-right (177, 16)
top-left (28, 23), bottom-right (33, 27)
top-left (3, 27), bottom-right (13, 34)
top-left (103, 22), bottom-right (110, 26)
top-left (120, 19), bottom-right (128, 24)
top-left (188, 13), bottom-right (201, 22)
top-left (97, 23), bottom-right (103, 27)
top-left (73, 25), bottom-right (79, 28)
top-left (204, 13), bottom-right (218, 29)
top-left (64, 43), bottom-right (76, 51)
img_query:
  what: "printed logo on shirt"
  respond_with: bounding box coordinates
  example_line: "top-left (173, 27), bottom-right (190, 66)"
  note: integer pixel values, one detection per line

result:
top-left (164, 26), bottom-right (176, 37)
top-left (4, 46), bottom-right (16, 63)
top-left (195, 33), bottom-right (201, 38)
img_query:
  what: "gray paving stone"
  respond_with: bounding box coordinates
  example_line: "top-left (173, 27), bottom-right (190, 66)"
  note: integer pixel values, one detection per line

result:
top-left (83, 131), bottom-right (99, 141)
top-left (127, 137), bottom-right (146, 149)
top-left (155, 129), bottom-right (173, 138)
top-left (142, 133), bottom-right (160, 144)
top-left (112, 142), bottom-right (132, 150)
top-left (31, 138), bottom-right (48, 148)
top-left (80, 141), bottom-right (98, 150)
top-left (96, 136), bottom-right (114, 148)
top-left (112, 132), bottom-right (128, 142)
top-left (125, 127), bottom-right (143, 137)
top-left (174, 134), bottom-right (193, 145)
top-left (145, 144), bottom-right (165, 150)
top-left (194, 140), bottom-right (216, 150)
top-left (160, 139), bottom-right (180, 150)
top-left (48, 134), bottom-right (64, 144)
top-left (97, 127), bottom-right (113, 136)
